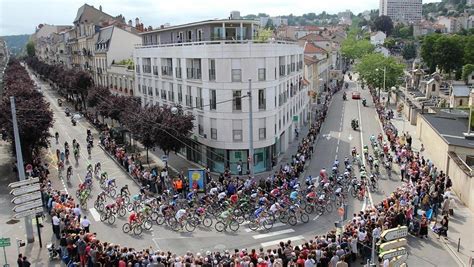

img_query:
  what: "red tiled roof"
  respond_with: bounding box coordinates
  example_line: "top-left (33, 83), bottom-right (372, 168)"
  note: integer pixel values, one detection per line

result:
top-left (304, 42), bottom-right (327, 54)
top-left (299, 33), bottom-right (330, 41)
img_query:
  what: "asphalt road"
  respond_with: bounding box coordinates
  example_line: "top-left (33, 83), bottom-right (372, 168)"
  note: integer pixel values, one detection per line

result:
top-left (0, 68), bottom-right (459, 266)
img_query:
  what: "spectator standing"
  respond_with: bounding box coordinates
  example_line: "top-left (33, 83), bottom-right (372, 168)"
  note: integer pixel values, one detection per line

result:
top-left (73, 204), bottom-right (81, 221)
top-left (81, 216), bottom-right (91, 233)
top-left (52, 213), bottom-right (60, 239)
top-left (17, 254), bottom-right (22, 267)
top-left (22, 256), bottom-right (30, 267)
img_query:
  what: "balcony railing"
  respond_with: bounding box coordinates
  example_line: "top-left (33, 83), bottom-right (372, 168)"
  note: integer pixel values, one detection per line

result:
top-left (279, 65), bottom-right (285, 76)
top-left (135, 39), bottom-right (298, 49)
top-left (161, 66), bottom-right (173, 76)
top-left (209, 69), bottom-right (216, 81)
top-left (186, 68), bottom-right (202, 80)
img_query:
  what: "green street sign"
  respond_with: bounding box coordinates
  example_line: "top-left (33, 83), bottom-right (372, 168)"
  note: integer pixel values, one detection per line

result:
top-left (293, 115), bottom-right (298, 122)
top-left (0, 238), bottom-right (10, 247)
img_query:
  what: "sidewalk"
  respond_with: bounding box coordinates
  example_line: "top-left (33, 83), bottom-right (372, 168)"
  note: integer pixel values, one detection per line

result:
top-left (389, 107), bottom-right (474, 266)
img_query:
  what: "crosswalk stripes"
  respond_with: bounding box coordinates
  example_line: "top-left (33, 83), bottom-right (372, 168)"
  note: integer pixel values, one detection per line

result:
top-left (244, 222), bottom-right (286, 233)
top-left (260, 235), bottom-right (305, 248)
top-left (244, 221), bottom-right (306, 248)
top-left (89, 207), bottom-right (101, 222)
top-left (252, 229), bottom-right (295, 239)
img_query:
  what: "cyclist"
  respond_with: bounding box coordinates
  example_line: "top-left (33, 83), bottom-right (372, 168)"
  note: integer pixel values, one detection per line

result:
top-left (363, 145), bottom-right (369, 158)
top-left (319, 168), bottom-right (328, 181)
top-left (105, 177), bottom-right (116, 190)
top-left (333, 159), bottom-right (340, 169)
top-left (66, 166), bottom-right (73, 181)
top-left (55, 132), bottom-right (59, 143)
top-left (128, 211), bottom-right (139, 225)
top-left (120, 185), bottom-right (130, 197)
top-left (87, 143), bottom-right (92, 157)
top-left (65, 147), bottom-right (70, 161)
top-left (254, 206), bottom-right (266, 220)
top-left (344, 157), bottom-right (350, 167)
top-left (94, 162), bottom-right (101, 177)
top-left (351, 147), bottom-right (357, 158)
top-left (64, 141), bottom-right (69, 150)
top-left (175, 208), bottom-right (187, 224)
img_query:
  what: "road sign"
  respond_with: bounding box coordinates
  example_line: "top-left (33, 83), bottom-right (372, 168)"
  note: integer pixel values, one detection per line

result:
top-left (12, 206), bottom-right (43, 220)
top-left (381, 226), bottom-right (408, 241)
top-left (380, 247), bottom-right (407, 260)
top-left (0, 238), bottom-right (10, 247)
top-left (13, 199), bottom-right (43, 213)
top-left (390, 253), bottom-right (408, 267)
top-left (11, 191), bottom-right (42, 205)
top-left (379, 238), bottom-right (407, 252)
top-left (9, 183), bottom-right (41, 196)
top-left (8, 177), bottom-right (39, 189)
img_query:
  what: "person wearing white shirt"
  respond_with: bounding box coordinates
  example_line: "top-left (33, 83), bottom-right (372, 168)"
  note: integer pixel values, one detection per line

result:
top-left (52, 214), bottom-right (61, 239)
top-left (73, 205), bottom-right (81, 221)
top-left (81, 216), bottom-right (91, 233)
top-left (304, 257), bottom-right (315, 267)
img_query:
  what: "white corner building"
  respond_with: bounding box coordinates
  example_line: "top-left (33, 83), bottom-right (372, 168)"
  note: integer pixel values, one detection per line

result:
top-left (134, 19), bottom-right (308, 174)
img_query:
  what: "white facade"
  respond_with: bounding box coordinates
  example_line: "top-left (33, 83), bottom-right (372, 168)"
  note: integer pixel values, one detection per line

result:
top-left (379, 0), bottom-right (422, 23)
top-left (134, 30), bottom-right (308, 173)
top-left (370, 31), bottom-right (386, 46)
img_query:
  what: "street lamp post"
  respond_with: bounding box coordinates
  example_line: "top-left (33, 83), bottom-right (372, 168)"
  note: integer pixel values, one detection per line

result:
top-left (247, 79), bottom-right (254, 177)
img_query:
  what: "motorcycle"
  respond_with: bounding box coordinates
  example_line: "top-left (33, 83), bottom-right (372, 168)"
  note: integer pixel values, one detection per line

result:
top-left (362, 99), bottom-right (367, 107)
top-left (65, 108), bottom-right (70, 117)
top-left (71, 118), bottom-right (77, 126)
top-left (47, 243), bottom-right (61, 260)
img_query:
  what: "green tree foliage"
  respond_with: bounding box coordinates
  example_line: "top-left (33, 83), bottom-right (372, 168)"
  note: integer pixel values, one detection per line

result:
top-left (341, 38), bottom-right (375, 60)
top-left (433, 35), bottom-right (464, 77)
top-left (373, 15), bottom-right (394, 36)
top-left (420, 34), bottom-right (442, 72)
top-left (356, 53), bottom-right (405, 90)
top-left (464, 35), bottom-right (474, 66)
top-left (256, 28), bottom-right (273, 42)
top-left (265, 19), bottom-right (275, 30)
top-left (402, 42), bottom-right (417, 60)
top-left (462, 64), bottom-right (474, 84)
top-left (0, 59), bottom-right (53, 163)
top-left (26, 41), bottom-right (35, 57)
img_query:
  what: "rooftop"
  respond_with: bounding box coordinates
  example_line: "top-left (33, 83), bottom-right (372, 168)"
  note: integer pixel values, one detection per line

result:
top-left (303, 42), bottom-right (327, 54)
top-left (421, 109), bottom-right (474, 148)
top-left (140, 19), bottom-right (259, 35)
top-left (452, 84), bottom-right (471, 97)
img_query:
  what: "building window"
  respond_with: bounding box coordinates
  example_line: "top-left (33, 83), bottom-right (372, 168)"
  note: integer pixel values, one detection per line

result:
top-left (161, 89), bottom-right (167, 100)
top-left (209, 59), bottom-right (216, 81)
top-left (211, 118), bottom-right (217, 140)
top-left (186, 86), bottom-right (192, 107)
top-left (178, 84), bottom-right (183, 103)
top-left (258, 68), bottom-right (266, 81)
top-left (210, 89), bottom-right (217, 110)
top-left (259, 128), bottom-right (266, 140)
top-left (258, 89), bottom-right (266, 110)
top-left (233, 90), bottom-right (242, 111)
top-left (232, 120), bottom-right (243, 141)
top-left (169, 83), bottom-right (175, 102)
top-left (232, 69), bottom-right (242, 82)
top-left (198, 115), bottom-right (204, 136)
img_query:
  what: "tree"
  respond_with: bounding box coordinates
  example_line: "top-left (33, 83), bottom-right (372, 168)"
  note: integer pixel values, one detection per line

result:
top-left (373, 15), bottom-right (394, 36)
top-left (462, 64), bottom-right (474, 84)
top-left (420, 34), bottom-right (441, 73)
top-left (26, 41), bottom-right (35, 57)
top-left (355, 53), bottom-right (404, 90)
top-left (256, 28), bottom-right (273, 42)
top-left (341, 38), bottom-right (375, 60)
top-left (0, 59), bottom-right (53, 163)
top-left (402, 42), bottom-right (417, 60)
top-left (464, 35), bottom-right (474, 66)
top-left (73, 71), bottom-right (93, 110)
top-left (433, 35), bottom-right (464, 78)
top-left (265, 19), bottom-right (275, 30)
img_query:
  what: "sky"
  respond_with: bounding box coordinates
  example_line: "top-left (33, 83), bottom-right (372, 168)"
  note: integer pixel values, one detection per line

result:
top-left (0, 0), bottom-right (440, 36)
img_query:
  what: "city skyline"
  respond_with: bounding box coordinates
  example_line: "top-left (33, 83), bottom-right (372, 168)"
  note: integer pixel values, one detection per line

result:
top-left (0, 0), bottom-right (440, 36)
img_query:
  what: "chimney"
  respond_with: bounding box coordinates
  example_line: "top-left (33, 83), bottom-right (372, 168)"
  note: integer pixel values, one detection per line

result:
top-left (128, 20), bottom-right (132, 26)
top-left (99, 5), bottom-right (102, 11)
top-left (135, 17), bottom-right (140, 27)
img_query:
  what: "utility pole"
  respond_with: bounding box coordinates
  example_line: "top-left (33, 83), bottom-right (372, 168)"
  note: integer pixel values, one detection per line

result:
top-left (247, 79), bottom-right (254, 177)
top-left (10, 96), bottom-right (35, 243)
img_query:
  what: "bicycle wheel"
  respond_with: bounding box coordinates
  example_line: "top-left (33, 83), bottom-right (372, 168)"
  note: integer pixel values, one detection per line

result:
top-left (123, 196), bottom-right (130, 204)
top-left (150, 212), bottom-right (159, 222)
top-left (325, 202), bottom-right (333, 213)
top-left (133, 225), bottom-right (143, 235)
top-left (143, 220), bottom-right (153, 230)
top-left (288, 216), bottom-right (297, 226)
top-left (203, 216), bottom-right (213, 227)
top-left (118, 207), bottom-right (126, 217)
top-left (156, 215), bottom-right (165, 225)
top-left (263, 218), bottom-right (273, 230)
top-left (215, 221), bottom-right (225, 232)
top-left (185, 221), bottom-right (196, 232)
top-left (305, 204), bottom-right (314, 214)
top-left (279, 212), bottom-right (289, 223)
top-left (122, 223), bottom-right (131, 233)
top-left (300, 213), bottom-right (309, 223)
top-left (109, 188), bottom-right (116, 197)
top-left (350, 187), bottom-right (357, 198)
top-left (229, 219), bottom-right (240, 232)
top-left (127, 203), bottom-right (134, 212)
top-left (108, 215), bottom-right (116, 224)
top-left (317, 205), bottom-right (325, 214)
top-left (100, 213), bottom-right (107, 222)
top-left (248, 220), bottom-right (259, 231)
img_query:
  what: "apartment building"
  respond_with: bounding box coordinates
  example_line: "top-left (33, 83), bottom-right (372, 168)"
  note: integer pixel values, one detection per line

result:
top-left (379, 0), bottom-right (422, 23)
top-left (134, 19), bottom-right (308, 174)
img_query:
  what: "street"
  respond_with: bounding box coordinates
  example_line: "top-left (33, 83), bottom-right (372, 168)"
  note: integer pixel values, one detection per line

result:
top-left (0, 69), bottom-right (459, 266)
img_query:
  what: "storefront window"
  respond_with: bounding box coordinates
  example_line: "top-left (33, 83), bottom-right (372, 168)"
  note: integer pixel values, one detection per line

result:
top-left (229, 150), bottom-right (248, 175)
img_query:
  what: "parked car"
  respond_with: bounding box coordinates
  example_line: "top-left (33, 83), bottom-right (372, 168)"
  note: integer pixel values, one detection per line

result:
top-left (352, 92), bottom-right (361, 100)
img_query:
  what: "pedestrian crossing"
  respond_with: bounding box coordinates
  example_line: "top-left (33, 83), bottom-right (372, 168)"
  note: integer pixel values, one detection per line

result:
top-left (246, 221), bottom-right (308, 249)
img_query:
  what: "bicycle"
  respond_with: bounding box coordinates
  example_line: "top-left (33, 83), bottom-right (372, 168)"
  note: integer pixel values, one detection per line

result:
top-left (100, 209), bottom-right (116, 224)
top-left (248, 211), bottom-right (274, 231)
top-left (122, 221), bottom-right (144, 235)
top-left (214, 215), bottom-right (239, 232)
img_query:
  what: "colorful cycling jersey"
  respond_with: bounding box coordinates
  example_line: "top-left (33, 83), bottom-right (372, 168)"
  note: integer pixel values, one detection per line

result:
top-left (290, 191), bottom-right (298, 200)
top-left (175, 209), bottom-right (186, 220)
top-left (254, 207), bottom-right (264, 218)
top-left (258, 197), bottom-right (267, 205)
top-left (132, 194), bottom-right (141, 202)
top-left (306, 191), bottom-right (316, 199)
top-left (220, 210), bottom-right (230, 219)
top-left (106, 178), bottom-right (115, 186)
top-left (217, 192), bottom-right (226, 200)
top-left (269, 203), bottom-right (280, 213)
top-left (187, 192), bottom-right (195, 201)
top-left (270, 188), bottom-right (280, 197)
top-left (129, 212), bottom-right (137, 223)
top-left (230, 194), bottom-right (238, 204)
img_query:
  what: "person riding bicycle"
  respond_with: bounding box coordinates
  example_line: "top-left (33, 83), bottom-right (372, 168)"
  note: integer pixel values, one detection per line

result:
top-left (128, 211), bottom-right (139, 225)
top-left (229, 192), bottom-right (239, 205)
top-left (289, 189), bottom-right (300, 204)
top-left (87, 143), bottom-right (92, 156)
top-left (258, 194), bottom-right (270, 206)
top-left (199, 194), bottom-right (212, 206)
top-left (64, 141), bottom-right (69, 150)
top-left (269, 202), bottom-right (283, 214)
top-left (120, 185), bottom-right (130, 197)
top-left (105, 177), bottom-right (116, 189)
top-left (217, 191), bottom-right (227, 203)
top-left (96, 191), bottom-right (107, 203)
top-left (66, 166), bottom-right (73, 180)
top-left (351, 147), bottom-right (357, 157)
top-left (65, 148), bottom-right (70, 160)
top-left (94, 162), bottom-right (101, 174)
top-left (363, 145), bottom-right (369, 157)
top-left (175, 208), bottom-right (187, 224)
top-left (369, 134), bottom-right (376, 145)
top-left (140, 203), bottom-right (152, 217)
top-left (254, 206), bottom-right (265, 219)
top-left (55, 132), bottom-right (59, 143)
top-left (344, 157), bottom-right (350, 167)
top-left (360, 168), bottom-right (367, 180)
top-left (319, 168), bottom-right (328, 181)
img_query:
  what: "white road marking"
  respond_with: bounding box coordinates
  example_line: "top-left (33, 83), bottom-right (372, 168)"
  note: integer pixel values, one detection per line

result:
top-left (313, 214), bottom-right (320, 221)
top-left (338, 132), bottom-right (341, 138)
top-left (252, 229), bottom-right (295, 239)
top-left (335, 147), bottom-right (339, 154)
top-left (260, 235), bottom-right (305, 248)
top-left (152, 238), bottom-right (161, 250)
top-left (89, 208), bottom-right (101, 222)
top-left (244, 222), bottom-right (286, 232)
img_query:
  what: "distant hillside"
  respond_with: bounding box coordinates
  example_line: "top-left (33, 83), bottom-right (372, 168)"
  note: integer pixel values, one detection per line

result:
top-left (423, 0), bottom-right (471, 18)
top-left (0, 34), bottom-right (30, 56)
